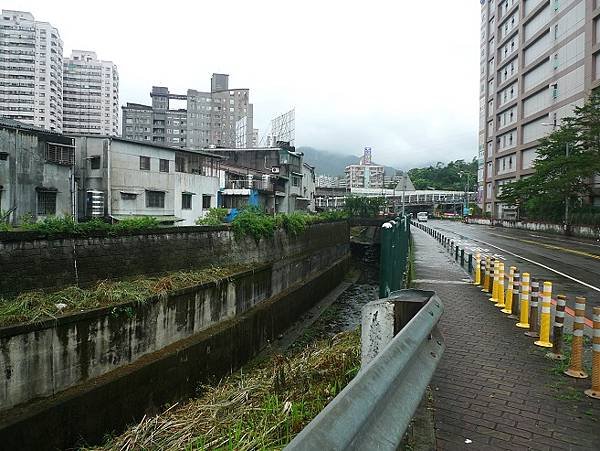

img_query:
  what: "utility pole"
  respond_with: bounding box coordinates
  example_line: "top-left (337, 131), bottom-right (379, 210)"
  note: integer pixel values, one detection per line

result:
top-left (564, 142), bottom-right (570, 235)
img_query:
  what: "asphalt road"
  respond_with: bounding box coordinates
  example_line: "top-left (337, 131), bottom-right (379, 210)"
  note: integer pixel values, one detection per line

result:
top-left (422, 219), bottom-right (600, 318)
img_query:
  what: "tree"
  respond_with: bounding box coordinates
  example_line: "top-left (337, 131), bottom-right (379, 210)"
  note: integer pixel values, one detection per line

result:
top-left (408, 158), bottom-right (477, 191)
top-left (498, 94), bottom-right (600, 224)
top-left (344, 196), bottom-right (385, 217)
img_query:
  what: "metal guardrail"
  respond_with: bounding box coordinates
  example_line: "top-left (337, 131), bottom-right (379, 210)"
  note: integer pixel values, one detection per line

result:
top-left (285, 290), bottom-right (445, 451)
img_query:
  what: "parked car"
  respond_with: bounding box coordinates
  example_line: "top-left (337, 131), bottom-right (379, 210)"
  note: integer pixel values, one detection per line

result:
top-left (417, 212), bottom-right (428, 222)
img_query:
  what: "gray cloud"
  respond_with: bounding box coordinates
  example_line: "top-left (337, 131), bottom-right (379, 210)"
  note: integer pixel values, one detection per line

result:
top-left (15, 0), bottom-right (480, 168)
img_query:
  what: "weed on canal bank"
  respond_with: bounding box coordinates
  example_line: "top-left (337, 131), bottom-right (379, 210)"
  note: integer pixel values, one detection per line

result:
top-left (91, 329), bottom-right (361, 450)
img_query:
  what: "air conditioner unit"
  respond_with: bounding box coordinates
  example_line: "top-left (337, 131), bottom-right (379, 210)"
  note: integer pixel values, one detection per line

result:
top-left (271, 166), bottom-right (280, 174)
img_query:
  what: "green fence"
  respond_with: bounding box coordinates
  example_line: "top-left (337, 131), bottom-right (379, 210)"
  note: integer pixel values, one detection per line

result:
top-left (379, 215), bottom-right (411, 298)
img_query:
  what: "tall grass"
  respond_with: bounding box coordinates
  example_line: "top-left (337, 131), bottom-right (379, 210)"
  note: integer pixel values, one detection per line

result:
top-left (91, 329), bottom-right (360, 451)
top-left (0, 265), bottom-right (250, 327)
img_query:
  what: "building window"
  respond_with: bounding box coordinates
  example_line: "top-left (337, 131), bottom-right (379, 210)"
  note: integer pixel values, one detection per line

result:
top-left (37, 191), bottom-right (57, 215)
top-left (182, 193), bottom-right (192, 210)
top-left (140, 156), bottom-right (150, 170)
top-left (121, 192), bottom-right (137, 200)
top-left (202, 195), bottom-right (211, 209)
top-left (159, 159), bottom-right (169, 172)
top-left (0, 152), bottom-right (8, 161)
top-left (46, 143), bottom-right (74, 165)
top-left (146, 190), bottom-right (165, 208)
top-left (292, 176), bottom-right (301, 187)
top-left (90, 156), bottom-right (101, 169)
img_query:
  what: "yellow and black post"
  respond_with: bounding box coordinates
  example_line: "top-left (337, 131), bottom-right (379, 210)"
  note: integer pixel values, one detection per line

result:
top-left (516, 272), bottom-right (530, 329)
top-left (525, 279), bottom-right (540, 338)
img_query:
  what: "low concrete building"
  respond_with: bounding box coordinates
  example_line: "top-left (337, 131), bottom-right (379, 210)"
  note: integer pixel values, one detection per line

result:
top-left (0, 119), bottom-right (75, 225)
top-left (74, 136), bottom-right (222, 226)
top-left (210, 144), bottom-right (315, 214)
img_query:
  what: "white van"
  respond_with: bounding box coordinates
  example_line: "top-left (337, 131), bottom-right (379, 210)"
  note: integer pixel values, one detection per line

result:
top-left (417, 212), bottom-right (428, 222)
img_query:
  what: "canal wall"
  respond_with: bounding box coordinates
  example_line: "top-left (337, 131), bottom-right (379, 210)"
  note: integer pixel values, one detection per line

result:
top-left (0, 221), bottom-right (348, 296)
top-left (0, 221), bottom-right (351, 450)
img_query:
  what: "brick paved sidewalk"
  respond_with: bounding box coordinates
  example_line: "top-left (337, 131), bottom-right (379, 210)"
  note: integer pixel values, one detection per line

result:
top-left (412, 227), bottom-right (600, 451)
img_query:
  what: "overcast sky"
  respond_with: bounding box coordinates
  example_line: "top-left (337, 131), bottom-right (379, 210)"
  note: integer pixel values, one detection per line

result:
top-left (14, 1), bottom-right (480, 169)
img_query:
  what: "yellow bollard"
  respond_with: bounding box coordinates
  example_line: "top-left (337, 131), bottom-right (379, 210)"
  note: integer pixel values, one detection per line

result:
top-left (495, 263), bottom-right (506, 308)
top-left (489, 260), bottom-right (499, 303)
top-left (501, 266), bottom-right (516, 314)
top-left (585, 307), bottom-right (600, 399)
top-left (565, 297), bottom-right (589, 379)
top-left (516, 273), bottom-right (530, 329)
top-left (478, 255), bottom-right (486, 288)
top-left (473, 253), bottom-right (481, 286)
top-left (482, 256), bottom-right (491, 292)
top-left (507, 270), bottom-right (520, 319)
top-left (534, 282), bottom-right (553, 348)
top-left (546, 295), bottom-right (567, 360)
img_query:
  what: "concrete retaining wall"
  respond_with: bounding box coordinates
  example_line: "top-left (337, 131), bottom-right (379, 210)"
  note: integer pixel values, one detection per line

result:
top-left (0, 224), bottom-right (348, 411)
top-left (468, 218), bottom-right (599, 239)
top-left (0, 256), bottom-right (350, 451)
top-left (0, 221), bottom-right (348, 295)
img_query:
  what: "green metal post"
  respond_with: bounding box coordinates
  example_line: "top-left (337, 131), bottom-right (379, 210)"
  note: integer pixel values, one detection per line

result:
top-left (379, 222), bottom-right (393, 298)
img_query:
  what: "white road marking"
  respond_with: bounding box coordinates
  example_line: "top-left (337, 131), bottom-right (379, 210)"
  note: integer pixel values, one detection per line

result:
top-left (450, 234), bottom-right (600, 294)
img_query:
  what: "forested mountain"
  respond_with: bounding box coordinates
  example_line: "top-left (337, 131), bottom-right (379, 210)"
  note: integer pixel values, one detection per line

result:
top-left (408, 158), bottom-right (477, 191)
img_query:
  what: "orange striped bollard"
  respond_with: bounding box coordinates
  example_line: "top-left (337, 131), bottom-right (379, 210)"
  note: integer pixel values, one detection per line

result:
top-left (534, 282), bottom-right (553, 348)
top-left (546, 295), bottom-right (566, 360)
top-left (565, 297), bottom-right (589, 379)
top-left (489, 260), bottom-right (499, 303)
top-left (495, 263), bottom-right (506, 308)
top-left (501, 267), bottom-right (516, 315)
top-left (525, 279), bottom-right (540, 338)
top-left (585, 307), bottom-right (600, 399)
top-left (516, 273), bottom-right (530, 329)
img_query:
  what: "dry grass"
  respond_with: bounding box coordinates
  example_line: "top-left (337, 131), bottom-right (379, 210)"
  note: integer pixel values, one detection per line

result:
top-left (0, 265), bottom-right (251, 327)
top-left (90, 329), bottom-right (360, 451)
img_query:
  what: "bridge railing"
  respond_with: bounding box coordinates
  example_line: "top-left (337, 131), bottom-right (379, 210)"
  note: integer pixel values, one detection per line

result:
top-left (285, 290), bottom-right (445, 451)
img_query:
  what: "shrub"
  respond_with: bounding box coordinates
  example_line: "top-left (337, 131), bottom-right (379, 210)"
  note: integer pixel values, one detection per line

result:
top-left (111, 216), bottom-right (160, 232)
top-left (231, 208), bottom-right (277, 241)
top-left (5, 215), bottom-right (159, 236)
top-left (280, 212), bottom-right (308, 236)
top-left (196, 208), bottom-right (229, 226)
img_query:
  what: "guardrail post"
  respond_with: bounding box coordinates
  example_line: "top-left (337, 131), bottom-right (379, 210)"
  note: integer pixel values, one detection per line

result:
top-left (455, 246), bottom-right (459, 262)
top-left (460, 249), bottom-right (465, 267)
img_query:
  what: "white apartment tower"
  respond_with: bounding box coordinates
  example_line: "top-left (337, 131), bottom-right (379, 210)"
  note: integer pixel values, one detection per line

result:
top-left (0, 10), bottom-right (63, 131)
top-left (63, 50), bottom-right (119, 135)
top-left (478, 0), bottom-right (600, 218)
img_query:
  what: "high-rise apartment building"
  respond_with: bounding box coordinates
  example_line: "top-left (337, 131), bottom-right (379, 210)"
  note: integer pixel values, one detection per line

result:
top-left (122, 73), bottom-right (253, 149)
top-left (0, 10), bottom-right (63, 132)
top-left (345, 148), bottom-right (385, 189)
top-left (63, 50), bottom-right (119, 135)
top-left (478, 0), bottom-right (600, 218)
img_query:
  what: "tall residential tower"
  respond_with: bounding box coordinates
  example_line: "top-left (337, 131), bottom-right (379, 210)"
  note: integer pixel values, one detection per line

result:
top-left (0, 10), bottom-right (63, 132)
top-left (63, 50), bottom-right (119, 135)
top-left (478, 0), bottom-right (600, 218)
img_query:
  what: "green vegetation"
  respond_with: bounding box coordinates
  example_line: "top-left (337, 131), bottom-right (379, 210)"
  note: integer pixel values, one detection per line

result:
top-left (196, 207), bottom-right (350, 241)
top-left (343, 196), bottom-right (385, 217)
top-left (498, 94), bottom-right (600, 225)
top-left (195, 208), bottom-right (229, 226)
top-left (0, 265), bottom-right (250, 327)
top-left (92, 329), bottom-right (360, 451)
top-left (0, 216), bottom-right (161, 237)
top-left (408, 158), bottom-right (477, 191)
